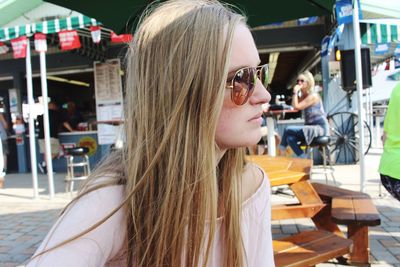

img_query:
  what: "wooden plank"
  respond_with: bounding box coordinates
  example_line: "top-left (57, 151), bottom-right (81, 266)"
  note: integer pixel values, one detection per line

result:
top-left (311, 182), bottom-right (368, 202)
top-left (272, 203), bottom-right (325, 220)
top-left (274, 230), bottom-right (333, 252)
top-left (269, 171), bottom-right (308, 187)
top-left (332, 195), bottom-right (356, 223)
top-left (332, 195), bottom-right (380, 226)
top-left (247, 155), bottom-right (290, 171)
top-left (352, 196), bottom-right (381, 226)
top-left (290, 181), bottom-right (323, 205)
top-left (246, 155), bottom-right (311, 175)
top-left (274, 230), bottom-right (352, 267)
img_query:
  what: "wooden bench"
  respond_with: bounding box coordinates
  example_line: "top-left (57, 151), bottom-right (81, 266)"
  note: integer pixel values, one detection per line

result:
top-left (274, 230), bottom-right (352, 267)
top-left (312, 182), bottom-right (381, 264)
top-left (247, 156), bottom-right (353, 266)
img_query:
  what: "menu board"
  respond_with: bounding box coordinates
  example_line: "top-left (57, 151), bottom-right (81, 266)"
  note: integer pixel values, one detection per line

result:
top-left (94, 59), bottom-right (124, 145)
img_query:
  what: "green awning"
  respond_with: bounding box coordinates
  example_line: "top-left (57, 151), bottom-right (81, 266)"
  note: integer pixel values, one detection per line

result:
top-left (361, 22), bottom-right (400, 44)
top-left (45, 0), bottom-right (335, 33)
top-left (0, 14), bottom-right (99, 41)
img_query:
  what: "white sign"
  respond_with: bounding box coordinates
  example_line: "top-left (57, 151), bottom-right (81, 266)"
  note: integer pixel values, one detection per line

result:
top-left (94, 59), bottom-right (124, 145)
top-left (8, 88), bottom-right (18, 113)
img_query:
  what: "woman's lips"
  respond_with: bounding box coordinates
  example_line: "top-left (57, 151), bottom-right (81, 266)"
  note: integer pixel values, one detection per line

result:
top-left (249, 112), bottom-right (263, 125)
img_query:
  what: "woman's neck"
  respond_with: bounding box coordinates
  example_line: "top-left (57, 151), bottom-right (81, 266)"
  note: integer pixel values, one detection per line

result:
top-left (216, 148), bottom-right (226, 164)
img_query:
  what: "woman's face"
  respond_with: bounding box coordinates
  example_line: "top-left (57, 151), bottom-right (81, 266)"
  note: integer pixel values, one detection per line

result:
top-left (215, 24), bottom-right (271, 151)
top-left (297, 75), bottom-right (309, 92)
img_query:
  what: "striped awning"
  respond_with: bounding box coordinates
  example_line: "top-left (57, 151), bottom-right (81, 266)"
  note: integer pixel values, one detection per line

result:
top-left (0, 15), bottom-right (99, 41)
top-left (361, 22), bottom-right (400, 44)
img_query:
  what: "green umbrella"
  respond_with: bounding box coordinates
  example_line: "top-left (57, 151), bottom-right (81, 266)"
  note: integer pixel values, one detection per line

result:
top-left (45, 0), bottom-right (335, 32)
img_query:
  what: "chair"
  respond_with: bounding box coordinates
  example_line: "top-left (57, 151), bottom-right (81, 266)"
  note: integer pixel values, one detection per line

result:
top-left (303, 136), bottom-right (336, 185)
top-left (65, 147), bottom-right (91, 193)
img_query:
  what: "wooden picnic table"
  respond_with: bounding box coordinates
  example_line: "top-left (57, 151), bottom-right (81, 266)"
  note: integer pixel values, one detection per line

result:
top-left (246, 155), bottom-right (381, 266)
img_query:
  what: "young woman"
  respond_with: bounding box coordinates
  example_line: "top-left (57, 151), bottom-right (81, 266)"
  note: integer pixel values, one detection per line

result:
top-left (279, 71), bottom-right (329, 158)
top-left (28, 0), bottom-right (273, 266)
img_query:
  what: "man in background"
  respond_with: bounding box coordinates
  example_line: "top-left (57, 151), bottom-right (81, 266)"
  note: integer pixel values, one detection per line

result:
top-left (37, 101), bottom-right (73, 173)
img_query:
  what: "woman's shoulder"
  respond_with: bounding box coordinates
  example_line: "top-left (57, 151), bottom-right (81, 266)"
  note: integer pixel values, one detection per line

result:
top-left (29, 184), bottom-right (127, 266)
top-left (306, 92), bottom-right (320, 101)
top-left (241, 163), bottom-right (267, 203)
top-left (60, 183), bottom-right (127, 238)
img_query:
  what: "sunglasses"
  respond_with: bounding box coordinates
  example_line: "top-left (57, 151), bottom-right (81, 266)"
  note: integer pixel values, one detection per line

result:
top-left (226, 64), bottom-right (269, 105)
top-left (296, 79), bottom-right (306, 84)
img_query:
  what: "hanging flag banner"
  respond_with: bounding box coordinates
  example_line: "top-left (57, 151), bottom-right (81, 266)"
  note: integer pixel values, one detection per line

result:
top-left (321, 36), bottom-right (330, 57)
top-left (395, 44), bottom-right (400, 56)
top-left (10, 36), bottom-right (27, 59)
top-left (90, 26), bottom-right (101, 44)
top-left (374, 43), bottom-right (389, 55)
top-left (335, 0), bottom-right (362, 25)
top-left (58, 30), bottom-right (81, 50)
top-left (297, 16), bottom-right (318, 26)
top-left (111, 32), bottom-right (132, 43)
top-left (34, 33), bottom-right (47, 52)
top-left (0, 42), bottom-right (9, 54)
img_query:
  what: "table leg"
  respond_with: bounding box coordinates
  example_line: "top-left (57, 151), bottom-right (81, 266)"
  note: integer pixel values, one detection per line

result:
top-left (267, 116), bottom-right (275, 156)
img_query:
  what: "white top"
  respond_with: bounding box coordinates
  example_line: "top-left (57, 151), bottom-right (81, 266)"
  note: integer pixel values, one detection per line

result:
top-left (28, 169), bottom-right (274, 267)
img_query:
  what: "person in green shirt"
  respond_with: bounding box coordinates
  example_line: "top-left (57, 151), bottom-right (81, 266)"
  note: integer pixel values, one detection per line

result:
top-left (379, 82), bottom-right (400, 201)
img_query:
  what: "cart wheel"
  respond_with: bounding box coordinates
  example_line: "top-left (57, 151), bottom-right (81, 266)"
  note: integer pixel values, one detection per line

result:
top-left (327, 112), bottom-right (371, 164)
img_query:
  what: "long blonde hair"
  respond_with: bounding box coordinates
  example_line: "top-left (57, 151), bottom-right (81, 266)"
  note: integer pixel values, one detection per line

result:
top-left (39, 1), bottom-right (248, 266)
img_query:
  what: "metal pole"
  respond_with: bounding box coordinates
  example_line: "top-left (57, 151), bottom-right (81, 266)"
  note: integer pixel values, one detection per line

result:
top-left (267, 116), bottom-right (276, 156)
top-left (352, 0), bottom-right (366, 192)
top-left (25, 40), bottom-right (39, 199)
top-left (39, 51), bottom-right (55, 198)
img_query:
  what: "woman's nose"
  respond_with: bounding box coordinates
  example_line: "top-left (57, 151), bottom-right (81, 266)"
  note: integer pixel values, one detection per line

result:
top-left (249, 79), bottom-right (271, 105)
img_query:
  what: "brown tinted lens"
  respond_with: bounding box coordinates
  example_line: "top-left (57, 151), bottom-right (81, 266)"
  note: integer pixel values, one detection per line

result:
top-left (232, 68), bottom-right (256, 105)
top-left (259, 64), bottom-right (269, 88)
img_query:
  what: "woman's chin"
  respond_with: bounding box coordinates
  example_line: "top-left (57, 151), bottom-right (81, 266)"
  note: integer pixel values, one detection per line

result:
top-left (243, 135), bottom-right (263, 148)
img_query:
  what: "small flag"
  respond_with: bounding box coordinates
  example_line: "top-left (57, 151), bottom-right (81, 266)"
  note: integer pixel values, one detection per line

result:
top-left (34, 33), bottom-right (47, 52)
top-left (0, 42), bottom-right (9, 55)
top-left (10, 36), bottom-right (28, 59)
top-left (385, 58), bottom-right (391, 71)
top-left (90, 26), bottom-right (101, 44)
top-left (58, 30), bottom-right (81, 50)
top-left (111, 32), bottom-right (132, 43)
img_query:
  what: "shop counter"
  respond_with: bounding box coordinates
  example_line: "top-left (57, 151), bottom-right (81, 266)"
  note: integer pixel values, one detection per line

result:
top-left (23, 131), bottom-right (111, 173)
top-left (54, 131), bottom-right (109, 172)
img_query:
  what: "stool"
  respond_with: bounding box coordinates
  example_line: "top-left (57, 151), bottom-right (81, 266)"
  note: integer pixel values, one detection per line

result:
top-left (304, 136), bottom-right (336, 185)
top-left (65, 147), bottom-right (91, 193)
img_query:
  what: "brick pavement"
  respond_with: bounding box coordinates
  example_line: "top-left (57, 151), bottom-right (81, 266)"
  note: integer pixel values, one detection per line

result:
top-left (0, 173), bottom-right (70, 267)
top-left (0, 148), bottom-right (400, 266)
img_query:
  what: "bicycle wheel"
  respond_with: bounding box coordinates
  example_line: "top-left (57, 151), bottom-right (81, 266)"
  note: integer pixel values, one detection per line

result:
top-left (327, 112), bottom-right (371, 164)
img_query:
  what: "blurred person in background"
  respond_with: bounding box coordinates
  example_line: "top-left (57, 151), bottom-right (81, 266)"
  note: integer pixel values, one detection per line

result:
top-left (279, 71), bottom-right (329, 158)
top-left (37, 101), bottom-right (73, 173)
top-left (62, 101), bottom-right (84, 131)
top-left (0, 112), bottom-right (8, 188)
top-left (379, 83), bottom-right (400, 201)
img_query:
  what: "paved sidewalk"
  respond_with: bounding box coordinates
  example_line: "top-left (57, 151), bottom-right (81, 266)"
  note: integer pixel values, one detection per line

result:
top-left (0, 148), bottom-right (399, 266)
top-left (0, 173), bottom-right (71, 266)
